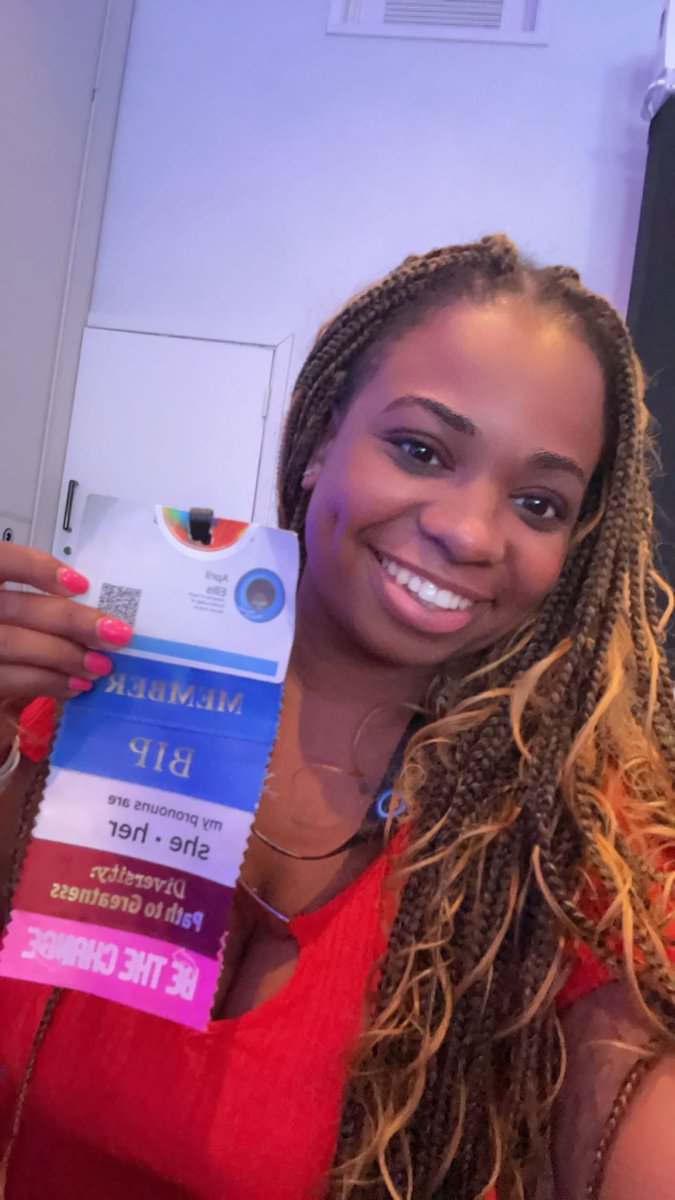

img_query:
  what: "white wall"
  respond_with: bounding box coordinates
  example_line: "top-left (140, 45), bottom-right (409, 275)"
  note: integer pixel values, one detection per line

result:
top-left (90, 0), bottom-right (663, 441)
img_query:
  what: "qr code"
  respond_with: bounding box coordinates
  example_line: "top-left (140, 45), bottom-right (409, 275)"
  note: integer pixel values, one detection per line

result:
top-left (98, 583), bottom-right (142, 627)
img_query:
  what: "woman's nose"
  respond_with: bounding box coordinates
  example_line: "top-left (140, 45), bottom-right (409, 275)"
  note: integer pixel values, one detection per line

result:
top-left (417, 479), bottom-right (505, 566)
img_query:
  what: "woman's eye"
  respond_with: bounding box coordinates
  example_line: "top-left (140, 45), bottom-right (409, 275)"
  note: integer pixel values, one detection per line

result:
top-left (396, 438), bottom-right (442, 467)
top-left (515, 495), bottom-right (564, 523)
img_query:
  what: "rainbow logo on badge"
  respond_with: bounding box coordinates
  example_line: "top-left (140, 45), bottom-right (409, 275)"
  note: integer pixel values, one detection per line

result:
top-left (161, 508), bottom-right (248, 552)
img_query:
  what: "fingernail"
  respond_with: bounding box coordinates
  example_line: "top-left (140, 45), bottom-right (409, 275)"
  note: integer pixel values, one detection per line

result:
top-left (57, 567), bottom-right (89, 595)
top-left (83, 651), bottom-right (113, 676)
top-left (68, 676), bottom-right (93, 693)
top-left (96, 617), bottom-right (133, 646)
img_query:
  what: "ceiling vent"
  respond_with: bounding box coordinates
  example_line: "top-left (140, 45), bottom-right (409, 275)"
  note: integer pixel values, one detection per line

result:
top-left (327, 0), bottom-right (553, 46)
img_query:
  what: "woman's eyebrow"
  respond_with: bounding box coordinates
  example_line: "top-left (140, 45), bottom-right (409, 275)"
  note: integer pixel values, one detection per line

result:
top-left (527, 450), bottom-right (587, 487)
top-left (384, 397), bottom-right (588, 486)
top-left (384, 394), bottom-right (478, 438)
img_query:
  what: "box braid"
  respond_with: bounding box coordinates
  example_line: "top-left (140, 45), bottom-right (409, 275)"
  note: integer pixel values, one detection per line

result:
top-left (278, 236), bottom-right (675, 1198)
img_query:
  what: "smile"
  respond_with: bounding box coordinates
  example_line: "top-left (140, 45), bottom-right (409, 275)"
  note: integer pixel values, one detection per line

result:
top-left (378, 554), bottom-right (474, 612)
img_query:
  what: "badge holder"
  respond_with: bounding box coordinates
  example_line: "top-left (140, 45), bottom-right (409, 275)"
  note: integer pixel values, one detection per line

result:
top-left (188, 508), bottom-right (214, 546)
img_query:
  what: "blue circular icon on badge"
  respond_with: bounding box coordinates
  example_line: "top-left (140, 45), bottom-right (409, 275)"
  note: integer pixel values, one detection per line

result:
top-left (235, 568), bottom-right (285, 622)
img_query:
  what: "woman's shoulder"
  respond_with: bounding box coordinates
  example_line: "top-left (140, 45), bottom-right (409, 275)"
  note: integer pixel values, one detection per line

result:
top-left (553, 978), bottom-right (675, 1199)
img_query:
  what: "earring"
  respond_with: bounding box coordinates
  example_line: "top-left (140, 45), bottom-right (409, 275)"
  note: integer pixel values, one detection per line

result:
top-left (302, 466), bottom-right (318, 489)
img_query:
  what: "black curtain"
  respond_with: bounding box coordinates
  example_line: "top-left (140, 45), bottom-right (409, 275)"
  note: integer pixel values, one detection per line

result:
top-left (627, 92), bottom-right (675, 599)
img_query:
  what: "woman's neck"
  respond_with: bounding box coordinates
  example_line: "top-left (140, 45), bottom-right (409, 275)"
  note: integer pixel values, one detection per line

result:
top-left (280, 587), bottom-right (431, 784)
top-left (290, 591), bottom-right (432, 714)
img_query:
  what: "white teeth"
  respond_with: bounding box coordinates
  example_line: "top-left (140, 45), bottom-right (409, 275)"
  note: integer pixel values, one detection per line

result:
top-left (379, 554), bottom-right (474, 612)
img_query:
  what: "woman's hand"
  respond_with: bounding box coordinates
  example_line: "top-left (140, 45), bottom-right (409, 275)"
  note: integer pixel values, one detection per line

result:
top-left (0, 543), bottom-right (133, 755)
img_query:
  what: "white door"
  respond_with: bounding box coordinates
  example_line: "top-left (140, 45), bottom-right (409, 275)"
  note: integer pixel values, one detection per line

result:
top-left (0, 0), bottom-right (133, 552)
top-left (53, 327), bottom-right (275, 560)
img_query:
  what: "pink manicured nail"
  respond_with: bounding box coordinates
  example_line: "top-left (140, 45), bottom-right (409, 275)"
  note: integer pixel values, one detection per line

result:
top-left (68, 676), bottom-right (93, 693)
top-left (57, 567), bottom-right (89, 595)
top-left (83, 651), bottom-right (113, 676)
top-left (96, 617), bottom-right (133, 646)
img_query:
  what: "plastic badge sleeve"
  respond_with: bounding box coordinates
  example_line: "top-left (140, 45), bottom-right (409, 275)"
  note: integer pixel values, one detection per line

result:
top-left (0, 497), bottom-right (298, 1028)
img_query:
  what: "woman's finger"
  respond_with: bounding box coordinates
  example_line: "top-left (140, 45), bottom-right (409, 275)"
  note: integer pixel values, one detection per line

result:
top-left (0, 589), bottom-right (132, 652)
top-left (0, 665), bottom-right (94, 705)
top-left (0, 625), bottom-right (113, 682)
top-left (0, 543), bottom-right (89, 597)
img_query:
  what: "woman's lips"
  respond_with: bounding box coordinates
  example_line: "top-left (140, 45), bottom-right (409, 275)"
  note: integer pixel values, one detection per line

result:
top-left (371, 550), bottom-right (479, 635)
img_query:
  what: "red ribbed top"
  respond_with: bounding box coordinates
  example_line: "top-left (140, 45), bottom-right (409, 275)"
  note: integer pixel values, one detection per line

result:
top-left (0, 828), bottom-right (635, 1200)
top-left (3, 699), bottom-right (663, 1197)
top-left (0, 848), bottom-right (395, 1199)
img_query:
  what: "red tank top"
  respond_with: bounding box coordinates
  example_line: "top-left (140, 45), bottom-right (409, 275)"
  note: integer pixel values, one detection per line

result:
top-left (0, 831), bottom-right (627, 1200)
top-left (0, 847), bottom-right (393, 1199)
top-left (3, 699), bottom-right (661, 1197)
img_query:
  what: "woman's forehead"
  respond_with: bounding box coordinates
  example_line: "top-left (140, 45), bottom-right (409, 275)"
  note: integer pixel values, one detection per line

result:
top-left (343, 298), bottom-right (607, 477)
top-left (371, 297), bottom-right (596, 380)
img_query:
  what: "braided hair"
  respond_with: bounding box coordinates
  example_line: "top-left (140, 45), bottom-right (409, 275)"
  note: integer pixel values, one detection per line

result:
top-left (279, 235), bottom-right (675, 1199)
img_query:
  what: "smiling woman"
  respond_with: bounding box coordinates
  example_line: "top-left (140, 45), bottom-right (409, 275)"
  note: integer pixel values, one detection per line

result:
top-left (298, 298), bottom-right (604, 666)
top-left (0, 234), bottom-right (673, 1200)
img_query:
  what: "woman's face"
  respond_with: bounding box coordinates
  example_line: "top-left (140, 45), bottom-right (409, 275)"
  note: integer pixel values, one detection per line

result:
top-left (300, 296), bottom-right (606, 669)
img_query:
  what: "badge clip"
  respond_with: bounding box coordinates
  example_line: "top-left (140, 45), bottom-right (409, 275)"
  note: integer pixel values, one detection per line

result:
top-left (188, 507), bottom-right (214, 546)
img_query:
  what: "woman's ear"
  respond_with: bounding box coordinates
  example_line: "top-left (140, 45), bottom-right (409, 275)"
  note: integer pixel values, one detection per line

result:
top-left (301, 463), bottom-right (320, 491)
top-left (301, 413), bottom-right (340, 491)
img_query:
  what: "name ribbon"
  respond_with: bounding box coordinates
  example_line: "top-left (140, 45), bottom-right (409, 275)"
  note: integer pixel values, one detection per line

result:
top-left (0, 496), bottom-right (298, 1028)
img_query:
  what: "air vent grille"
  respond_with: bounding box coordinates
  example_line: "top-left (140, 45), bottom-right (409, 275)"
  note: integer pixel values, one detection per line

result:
top-left (384, 2), bottom-right (504, 29)
top-left (327, 0), bottom-right (551, 45)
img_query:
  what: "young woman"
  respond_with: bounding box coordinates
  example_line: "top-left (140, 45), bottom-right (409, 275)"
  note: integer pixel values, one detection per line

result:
top-left (0, 234), bottom-right (673, 1200)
